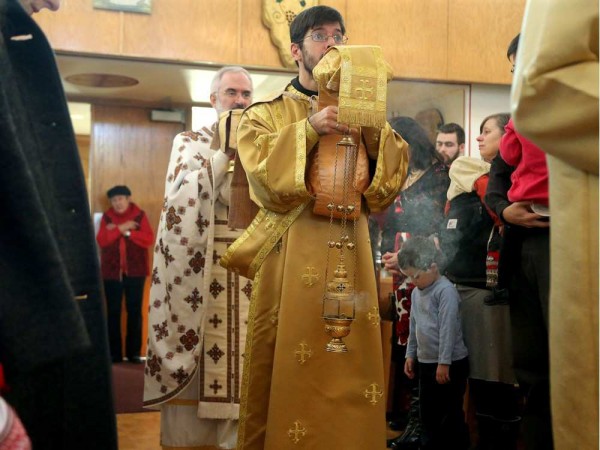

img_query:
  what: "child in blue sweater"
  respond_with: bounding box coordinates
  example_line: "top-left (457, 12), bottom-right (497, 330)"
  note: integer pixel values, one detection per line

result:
top-left (398, 236), bottom-right (470, 449)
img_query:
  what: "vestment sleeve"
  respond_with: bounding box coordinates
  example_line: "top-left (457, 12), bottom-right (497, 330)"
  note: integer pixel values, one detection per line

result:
top-left (238, 103), bottom-right (407, 214)
top-left (362, 125), bottom-right (409, 212)
top-left (160, 132), bottom-right (226, 248)
top-left (511, 0), bottom-right (598, 174)
top-left (236, 103), bottom-right (319, 213)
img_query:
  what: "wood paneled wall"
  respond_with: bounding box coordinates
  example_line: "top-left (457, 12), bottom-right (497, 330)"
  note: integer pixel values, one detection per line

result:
top-left (35, 0), bottom-right (525, 85)
top-left (91, 104), bottom-right (185, 355)
top-left (448, 0), bottom-right (526, 83)
top-left (347, 0), bottom-right (449, 81)
top-left (75, 134), bottom-right (90, 195)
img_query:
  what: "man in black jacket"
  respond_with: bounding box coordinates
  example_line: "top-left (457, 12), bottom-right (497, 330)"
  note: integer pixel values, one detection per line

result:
top-left (0, 1), bottom-right (117, 448)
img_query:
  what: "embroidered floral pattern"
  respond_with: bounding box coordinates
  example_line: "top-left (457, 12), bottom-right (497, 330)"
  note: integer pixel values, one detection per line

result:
top-left (212, 249), bottom-right (220, 265)
top-left (242, 280), bottom-right (252, 299)
top-left (207, 343), bottom-right (225, 363)
top-left (170, 367), bottom-right (188, 384)
top-left (153, 320), bottom-right (169, 341)
top-left (194, 154), bottom-right (207, 166)
top-left (179, 329), bottom-right (199, 351)
top-left (209, 279), bottom-right (225, 298)
top-left (145, 129), bottom-right (251, 412)
top-left (184, 287), bottom-right (203, 312)
top-left (165, 207), bottom-right (182, 231)
top-left (196, 213), bottom-right (210, 236)
top-left (147, 355), bottom-right (161, 376)
top-left (209, 313), bottom-right (222, 328)
top-left (209, 379), bottom-right (222, 394)
top-left (159, 239), bottom-right (175, 267)
top-left (151, 267), bottom-right (161, 285)
top-left (181, 130), bottom-right (202, 141)
top-left (189, 251), bottom-right (206, 274)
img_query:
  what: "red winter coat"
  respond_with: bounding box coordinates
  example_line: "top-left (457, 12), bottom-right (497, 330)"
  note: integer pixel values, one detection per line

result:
top-left (96, 202), bottom-right (154, 280)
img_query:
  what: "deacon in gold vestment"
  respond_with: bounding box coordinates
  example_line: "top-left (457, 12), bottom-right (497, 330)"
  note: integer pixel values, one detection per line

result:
top-left (511, 1), bottom-right (598, 448)
top-left (220, 6), bottom-right (408, 450)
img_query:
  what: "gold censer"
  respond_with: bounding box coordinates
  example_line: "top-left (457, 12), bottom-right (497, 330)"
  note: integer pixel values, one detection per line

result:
top-left (322, 132), bottom-right (360, 353)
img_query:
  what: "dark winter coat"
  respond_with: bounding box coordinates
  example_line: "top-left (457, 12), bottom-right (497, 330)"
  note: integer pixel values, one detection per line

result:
top-left (0, 1), bottom-right (117, 448)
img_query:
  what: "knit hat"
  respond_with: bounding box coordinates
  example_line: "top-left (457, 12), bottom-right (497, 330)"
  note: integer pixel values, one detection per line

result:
top-left (107, 185), bottom-right (131, 198)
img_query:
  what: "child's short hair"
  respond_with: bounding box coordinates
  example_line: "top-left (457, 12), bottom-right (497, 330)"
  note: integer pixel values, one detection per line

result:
top-left (398, 236), bottom-right (440, 270)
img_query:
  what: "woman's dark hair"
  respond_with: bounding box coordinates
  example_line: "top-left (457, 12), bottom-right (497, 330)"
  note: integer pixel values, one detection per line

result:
top-left (390, 116), bottom-right (442, 170)
top-left (479, 113), bottom-right (510, 134)
top-left (290, 5), bottom-right (345, 49)
top-left (507, 34), bottom-right (520, 60)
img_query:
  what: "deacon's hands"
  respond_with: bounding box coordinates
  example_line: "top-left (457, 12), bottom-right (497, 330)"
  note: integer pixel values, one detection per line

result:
top-left (308, 105), bottom-right (349, 136)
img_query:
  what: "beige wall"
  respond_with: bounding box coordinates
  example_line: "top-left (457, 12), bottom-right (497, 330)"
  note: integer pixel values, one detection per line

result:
top-left (35, 0), bottom-right (525, 85)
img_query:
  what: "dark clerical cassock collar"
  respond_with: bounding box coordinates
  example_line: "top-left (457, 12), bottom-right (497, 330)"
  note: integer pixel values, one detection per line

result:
top-left (291, 77), bottom-right (318, 98)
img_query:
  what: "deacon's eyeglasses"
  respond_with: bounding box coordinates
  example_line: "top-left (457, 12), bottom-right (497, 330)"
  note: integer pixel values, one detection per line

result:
top-left (303, 32), bottom-right (348, 45)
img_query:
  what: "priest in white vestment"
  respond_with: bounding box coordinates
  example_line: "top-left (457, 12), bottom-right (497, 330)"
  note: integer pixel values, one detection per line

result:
top-left (143, 66), bottom-right (254, 449)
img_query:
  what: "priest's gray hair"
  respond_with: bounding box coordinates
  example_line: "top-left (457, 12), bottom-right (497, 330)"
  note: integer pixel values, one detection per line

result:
top-left (210, 66), bottom-right (253, 95)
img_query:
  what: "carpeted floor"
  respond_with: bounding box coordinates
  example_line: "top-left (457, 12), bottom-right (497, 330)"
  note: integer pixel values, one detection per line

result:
top-left (112, 361), bottom-right (150, 414)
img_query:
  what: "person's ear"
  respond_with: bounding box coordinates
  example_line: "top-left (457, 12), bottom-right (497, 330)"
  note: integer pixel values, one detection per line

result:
top-left (459, 143), bottom-right (465, 155)
top-left (209, 93), bottom-right (217, 109)
top-left (291, 42), bottom-right (303, 63)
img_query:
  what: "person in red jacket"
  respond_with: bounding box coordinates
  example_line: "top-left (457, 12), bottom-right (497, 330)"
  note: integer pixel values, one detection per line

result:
top-left (97, 185), bottom-right (154, 363)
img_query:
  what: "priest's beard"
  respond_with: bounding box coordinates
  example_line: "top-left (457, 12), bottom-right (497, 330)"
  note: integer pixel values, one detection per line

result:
top-left (301, 46), bottom-right (324, 77)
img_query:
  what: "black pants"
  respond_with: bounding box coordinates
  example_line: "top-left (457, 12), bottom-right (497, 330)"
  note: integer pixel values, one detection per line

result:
top-left (507, 229), bottom-right (553, 450)
top-left (391, 337), bottom-right (418, 420)
top-left (104, 276), bottom-right (145, 361)
top-left (419, 357), bottom-right (469, 450)
top-left (469, 378), bottom-right (521, 419)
